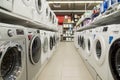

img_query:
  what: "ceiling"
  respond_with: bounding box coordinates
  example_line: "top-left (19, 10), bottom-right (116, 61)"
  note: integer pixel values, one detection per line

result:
top-left (47, 0), bottom-right (103, 16)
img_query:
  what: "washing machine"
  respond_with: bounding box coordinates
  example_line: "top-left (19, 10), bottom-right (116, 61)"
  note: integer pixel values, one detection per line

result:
top-left (25, 27), bottom-right (42, 80)
top-left (74, 32), bottom-right (80, 49)
top-left (107, 24), bottom-right (120, 80)
top-left (12, 0), bottom-right (34, 19)
top-left (91, 26), bottom-right (108, 80)
top-left (92, 24), bottom-right (120, 80)
top-left (79, 30), bottom-right (87, 60)
top-left (0, 0), bottom-right (33, 19)
top-left (31, 0), bottom-right (45, 24)
top-left (40, 30), bottom-right (49, 65)
top-left (0, 0), bottom-right (13, 11)
top-left (43, 1), bottom-right (50, 25)
top-left (0, 23), bottom-right (27, 80)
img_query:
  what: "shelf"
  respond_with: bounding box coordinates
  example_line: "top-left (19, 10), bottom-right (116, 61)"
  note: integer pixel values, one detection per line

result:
top-left (77, 23), bottom-right (97, 31)
top-left (63, 27), bottom-right (73, 29)
top-left (63, 36), bottom-right (74, 38)
top-left (93, 9), bottom-right (120, 25)
top-left (0, 9), bottom-right (58, 32)
top-left (63, 22), bottom-right (74, 24)
top-left (77, 8), bottom-right (120, 32)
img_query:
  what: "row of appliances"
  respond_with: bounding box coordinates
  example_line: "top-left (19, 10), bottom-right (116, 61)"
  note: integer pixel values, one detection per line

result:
top-left (0, 23), bottom-right (60, 80)
top-left (74, 24), bottom-right (120, 80)
top-left (0, 0), bottom-right (58, 29)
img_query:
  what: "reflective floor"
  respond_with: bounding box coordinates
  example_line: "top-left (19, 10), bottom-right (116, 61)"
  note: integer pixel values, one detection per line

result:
top-left (37, 42), bottom-right (93, 80)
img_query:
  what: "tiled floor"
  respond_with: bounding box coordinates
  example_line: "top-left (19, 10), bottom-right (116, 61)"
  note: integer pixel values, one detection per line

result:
top-left (37, 42), bottom-right (93, 80)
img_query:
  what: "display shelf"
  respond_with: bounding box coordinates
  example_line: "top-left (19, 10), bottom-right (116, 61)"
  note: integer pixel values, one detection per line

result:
top-left (0, 9), bottom-right (58, 32)
top-left (77, 23), bottom-right (97, 31)
top-left (63, 36), bottom-right (74, 38)
top-left (62, 23), bottom-right (74, 41)
top-left (77, 9), bottom-right (120, 32)
top-left (93, 9), bottom-right (120, 25)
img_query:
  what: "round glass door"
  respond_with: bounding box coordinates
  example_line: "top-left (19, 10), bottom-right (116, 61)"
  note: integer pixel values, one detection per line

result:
top-left (29, 36), bottom-right (41, 64)
top-left (1, 46), bottom-right (22, 80)
top-left (36, 0), bottom-right (42, 13)
top-left (88, 39), bottom-right (91, 51)
top-left (96, 40), bottom-right (102, 59)
top-left (46, 8), bottom-right (48, 16)
top-left (43, 37), bottom-right (48, 53)
top-left (50, 36), bottom-right (53, 50)
top-left (109, 40), bottom-right (120, 80)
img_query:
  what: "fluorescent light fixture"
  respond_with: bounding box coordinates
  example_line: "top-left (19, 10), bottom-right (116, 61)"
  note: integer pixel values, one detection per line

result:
top-left (53, 10), bottom-right (92, 12)
top-left (48, 1), bottom-right (103, 4)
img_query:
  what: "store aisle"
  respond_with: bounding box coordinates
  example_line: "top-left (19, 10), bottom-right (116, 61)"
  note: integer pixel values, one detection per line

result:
top-left (37, 42), bottom-right (93, 80)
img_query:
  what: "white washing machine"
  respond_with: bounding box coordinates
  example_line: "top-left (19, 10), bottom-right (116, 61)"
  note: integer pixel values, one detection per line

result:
top-left (0, 0), bottom-right (13, 11)
top-left (93, 24), bottom-right (120, 80)
top-left (92, 26), bottom-right (108, 80)
top-left (0, 0), bottom-right (33, 19)
top-left (0, 23), bottom-right (27, 80)
top-left (40, 30), bottom-right (49, 65)
top-left (25, 28), bottom-right (42, 80)
top-left (12, 0), bottom-right (34, 19)
top-left (79, 30), bottom-right (87, 60)
top-left (107, 24), bottom-right (120, 80)
top-left (42, 1), bottom-right (50, 25)
top-left (31, 0), bottom-right (45, 24)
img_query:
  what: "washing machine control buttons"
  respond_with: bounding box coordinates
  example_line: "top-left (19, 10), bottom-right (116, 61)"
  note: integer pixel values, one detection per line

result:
top-left (8, 29), bottom-right (14, 37)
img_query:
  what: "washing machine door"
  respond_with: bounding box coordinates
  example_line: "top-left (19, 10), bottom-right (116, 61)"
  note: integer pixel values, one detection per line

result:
top-left (46, 8), bottom-right (48, 16)
top-left (53, 35), bottom-right (56, 46)
top-left (50, 36), bottom-right (53, 50)
top-left (86, 37), bottom-right (93, 56)
top-left (81, 36), bottom-right (85, 50)
top-left (49, 12), bottom-right (52, 21)
top-left (29, 35), bottom-right (41, 64)
top-left (43, 37), bottom-right (48, 53)
top-left (0, 42), bottom-right (23, 80)
top-left (79, 36), bottom-right (82, 47)
top-left (109, 39), bottom-right (120, 80)
top-left (94, 36), bottom-right (106, 66)
top-left (35, 0), bottom-right (43, 13)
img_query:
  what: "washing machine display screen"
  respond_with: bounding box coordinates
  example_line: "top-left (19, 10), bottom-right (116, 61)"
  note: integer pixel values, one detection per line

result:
top-left (88, 39), bottom-right (91, 51)
top-left (30, 36), bottom-right (41, 64)
top-left (43, 37), bottom-right (48, 53)
top-left (96, 40), bottom-right (101, 59)
top-left (1, 47), bottom-right (21, 80)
